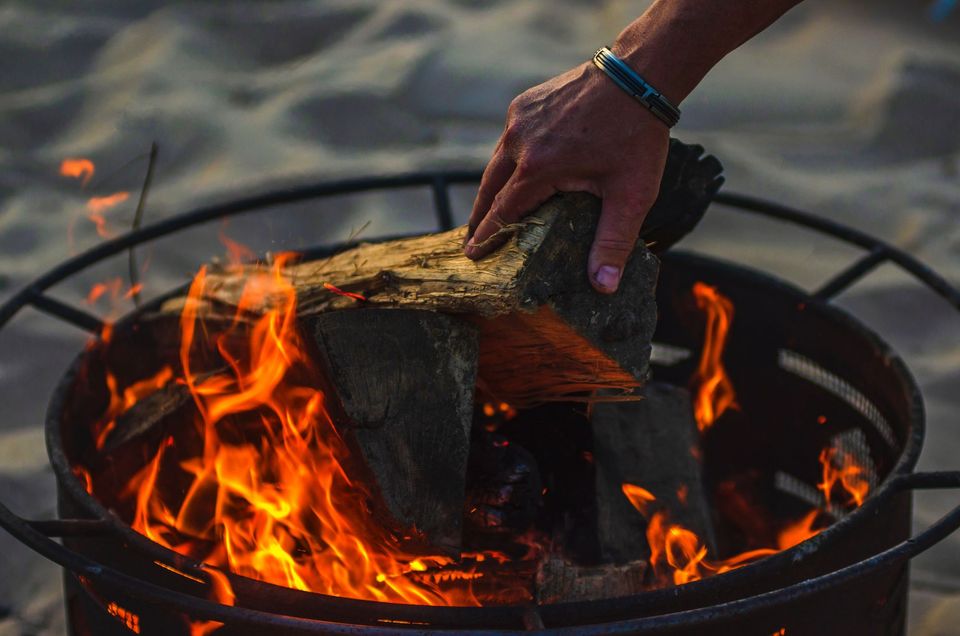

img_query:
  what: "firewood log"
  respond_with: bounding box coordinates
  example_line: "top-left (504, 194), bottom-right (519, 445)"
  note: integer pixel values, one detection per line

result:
top-left (591, 383), bottom-right (717, 563)
top-left (535, 556), bottom-right (648, 603)
top-left (158, 139), bottom-right (723, 407)
top-left (303, 308), bottom-right (479, 555)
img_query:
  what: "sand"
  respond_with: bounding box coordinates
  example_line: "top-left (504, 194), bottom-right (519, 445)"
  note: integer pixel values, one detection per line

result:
top-left (1, 1), bottom-right (958, 633)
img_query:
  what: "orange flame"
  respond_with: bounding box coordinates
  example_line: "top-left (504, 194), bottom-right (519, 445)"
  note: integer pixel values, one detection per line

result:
top-left (60, 158), bottom-right (95, 187)
top-left (624, 476), bottom-right (837, 587)
top-left (73, 465), bottom-right (94, 494)
top-left (93, 366), bottom-right (175, 450)
top-left (777, 509), bottom-right (824, 550)
top-left (691, 282), bottom-right (737, 432)
top-left (621, 483), bottom-right (656, 517)
top-left (86, 191), bottom-right (130, 238)
top-left (84, 277), bottom-right (145, 324)
top-left (218, 226), bottom-right (256, 267)
top-left (115, 255), bottom-right (489, 606)
top-left (625, 483), bottom-right (774, 586)
top-left (189, 566), bottom-right (235, 636)
top-left (818, 445), bottom-right (870, 508)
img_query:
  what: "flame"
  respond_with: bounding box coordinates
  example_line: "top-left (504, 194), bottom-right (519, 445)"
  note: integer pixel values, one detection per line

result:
top-left (113, 255), bottom-right (491, 606)
top-left (93, 366), bottom-right (175, 450)
top-left (218, 226), bottom-right (256, 267)
top-left (621, 483), bottom-right (656, 517)
top-left (624, 473), bottom-right (842, 586)
top-left (85, 278), bottom-right (143, 308)
top-left (73, 465), bottom-right (94, 494)
top-left (691, 282), bottom-right (737, 432)
top-left (188, 566), bottom-right (235, 636)
top-left (629, 447), bottom-right (867, 585)
top-left (60, 158), bottom-right (95, 187)
top-left (626, 483), bottom-right (771, 586)
top-left (86, 191), bottom-right (130, 238)
top-left (86, 278), bottom-right (120, 305)
top-left (818, 445), bottom-right (870, 508)
top-left (777, 509), bottom-right (824, 550)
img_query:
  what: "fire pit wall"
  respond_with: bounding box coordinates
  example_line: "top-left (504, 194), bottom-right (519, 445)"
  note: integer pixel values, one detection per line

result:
top-left (45, 249), bottom-right (921, 635)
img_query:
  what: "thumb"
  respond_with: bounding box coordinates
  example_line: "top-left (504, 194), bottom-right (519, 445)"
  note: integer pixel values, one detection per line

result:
top-left (588, 188), bottom-right (653, 294)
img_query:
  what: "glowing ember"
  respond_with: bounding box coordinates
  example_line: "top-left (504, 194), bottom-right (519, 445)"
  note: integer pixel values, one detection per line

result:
top-left (85, 277), bottom-right (142, 307)
top-left (86, 191), bottom-right (130, 238)
top-left (322, 282), bottom-right (366, 302)
top-left (691, 282), bottom-right (737, 432)
top-left (60, 158), bottom-right (95, 186)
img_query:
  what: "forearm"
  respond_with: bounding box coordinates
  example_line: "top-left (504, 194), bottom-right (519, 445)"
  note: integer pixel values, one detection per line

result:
top-left (612, 0), bottom-right (803, 104)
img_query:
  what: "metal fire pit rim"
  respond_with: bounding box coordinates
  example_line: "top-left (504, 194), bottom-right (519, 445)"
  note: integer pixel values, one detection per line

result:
top-left (0, 169), bottom-right (954, 632)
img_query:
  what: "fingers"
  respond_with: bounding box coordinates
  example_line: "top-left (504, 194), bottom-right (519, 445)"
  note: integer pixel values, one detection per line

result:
top-left (588, 185), bottom-right (655, 294)
top-left (464, 170), bottom-right (555, 260)
top-left (466, 147), bottom-right (514, 244)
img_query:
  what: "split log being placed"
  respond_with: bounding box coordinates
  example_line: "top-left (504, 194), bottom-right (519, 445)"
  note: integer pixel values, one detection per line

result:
top-left (304, 308), bottom-right (479, 555)
top-left (591, 383), bottom-right (717, 564)
top-left (535, 557), bottom-right (647, 603)
top-left (160, 139), bottom-right (723, 407)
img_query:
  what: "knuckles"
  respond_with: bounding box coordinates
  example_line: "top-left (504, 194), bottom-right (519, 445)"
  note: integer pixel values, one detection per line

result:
top-left (512, 155), bottom-right (543, 182)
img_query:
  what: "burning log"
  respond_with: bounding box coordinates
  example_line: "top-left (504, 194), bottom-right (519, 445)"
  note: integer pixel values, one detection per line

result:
top-left (98, 379), bottom-right (193, 456)
top-left (591, 383), bottom-right (717, 563)
top-left (97, 368), bottom-right (229, 457)
top-left (160, 139), bottom-right (723, 407)
top-left (304, 308), bottom-right (479, 555)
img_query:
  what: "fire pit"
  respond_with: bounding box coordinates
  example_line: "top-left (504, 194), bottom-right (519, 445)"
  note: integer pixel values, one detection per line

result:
top-left (1, 172), bottom-right (959, 635)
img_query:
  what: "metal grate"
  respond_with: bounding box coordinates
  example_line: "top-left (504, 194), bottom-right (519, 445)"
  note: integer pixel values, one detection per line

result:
top-left (778, 349), bottom-right (897, 449)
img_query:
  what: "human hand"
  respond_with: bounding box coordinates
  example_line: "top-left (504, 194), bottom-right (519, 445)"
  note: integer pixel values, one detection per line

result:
top-left (463, 61), bottom-right (670, 294)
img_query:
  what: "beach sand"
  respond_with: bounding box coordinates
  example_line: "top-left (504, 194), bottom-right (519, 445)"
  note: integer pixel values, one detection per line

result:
top-left (1, 1), bottom-right (958, 633)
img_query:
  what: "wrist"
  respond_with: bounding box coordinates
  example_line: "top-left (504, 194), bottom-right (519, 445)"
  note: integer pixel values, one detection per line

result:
top-left (592, 47), bottom-right (681, 128)
top-left (611, 5), bottom-right (734, 104)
